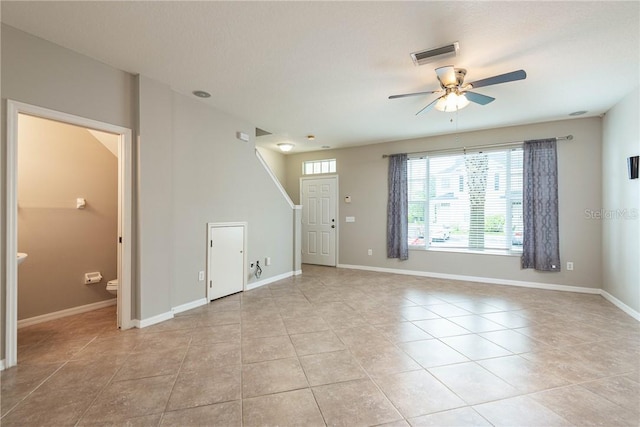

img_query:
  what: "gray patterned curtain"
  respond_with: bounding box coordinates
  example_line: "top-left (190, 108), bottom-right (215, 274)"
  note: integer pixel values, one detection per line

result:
top-left (387, 154), bottom-right (408, 260)
top-left (521, 138), bottom-right (561, 271)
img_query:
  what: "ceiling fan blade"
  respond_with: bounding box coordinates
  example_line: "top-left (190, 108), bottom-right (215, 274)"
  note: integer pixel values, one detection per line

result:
top-left (464, 91), bottom-right (495, 105)
top-left (435, 66), bottom-right (457, 87)
top-left (415, 97), bottom-right (440, 115)
top-left (388, 90), bottom-right (440, 100)
top-left (468, 70), bottom-right (526, 89)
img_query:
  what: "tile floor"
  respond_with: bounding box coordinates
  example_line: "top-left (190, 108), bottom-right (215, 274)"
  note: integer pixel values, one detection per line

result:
top-left (2, 265), bottom-right (639, 426)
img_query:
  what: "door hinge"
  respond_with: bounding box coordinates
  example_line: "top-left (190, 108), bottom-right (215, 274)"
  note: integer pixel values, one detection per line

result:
top-left (209, 280), bottom-right (212, 288)
top-left (210, 240), bottom-right (213, 247)
top-left (119, 236), bottom-right (122, 243)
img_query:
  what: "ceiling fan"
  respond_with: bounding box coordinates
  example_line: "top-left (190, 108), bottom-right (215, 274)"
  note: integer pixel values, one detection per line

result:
top-left (389, 66), bottom-right (527, 115)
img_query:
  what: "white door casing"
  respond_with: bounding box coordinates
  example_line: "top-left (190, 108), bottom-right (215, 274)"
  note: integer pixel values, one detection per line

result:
top-left (301, 176), bottom-right (338, 266)
top-left (207, 223), bottom-right (246, 301)
top-left (5, 100), bottom-right (133, 369)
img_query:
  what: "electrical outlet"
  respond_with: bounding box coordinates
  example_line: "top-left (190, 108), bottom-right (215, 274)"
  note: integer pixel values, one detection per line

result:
top-left (265, 257), bottom-right (271, 266)
top-left (566, 262), bottom-right (574, 271)
top-left (198, 271), bottom-right (205, 281)
top-left (367, 249), bottom-right (373, 256)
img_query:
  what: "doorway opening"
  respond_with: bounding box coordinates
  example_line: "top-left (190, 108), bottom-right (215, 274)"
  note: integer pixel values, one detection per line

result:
top-left (4, 101), bottom-right (133, 369)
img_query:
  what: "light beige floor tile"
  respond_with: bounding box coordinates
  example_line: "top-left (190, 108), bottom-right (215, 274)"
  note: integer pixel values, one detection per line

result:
top-left (299, 350), bottom-right (368, 386)
top-left (38, 358), bottom-right (121, 393)
top-left (452, 301), bottom-right (502, 315)
top-left (242, 335), bottom-right (296, 363)
top-left (78, 413), bottom-right (163, 426)
top-left (531, 384), bottom-right (640, 426)
top-left (474, 395), bottom-right (572, 426)
top-left (243, 388), bottom-right (325, 427)
top-left (408, 407), bottom-right (491, 426)
top-left (375, 322), bottom-right (433, 343)
top-left (79, 375), bottom-right (175, 423)
top-left (290, 330), bottom-right (345, 355)
top-left (480, 311), bottom-right (532, 328)
top-left (113, 347), bottom-right (186, 381)
top-left (334, 325), bottom-right (393, 349)
top-left (580, 374), bottom-right (640, 413)
top-left (520, 348), bottom-right (611, 383)
top-left (427, 304), bottom-right (473, 318)
top-left (400, 306), bottom-right (441, 321)
top-left (160, 401), bottom-right (241, 426)
top-left (429, 362), bottom-right (519, 405)
top-left (448, 315), bottom-right (507, 333)
top-left (1, 383), bottom-right (99, 426)
top-left (352, 345), bottom-right (422, 377)
top-left (166, 365), bottom-right (241, 411)
top-left (478, 329), bottom-right (549, 353)
top-left (398, 339), bottom-right (469, 368)
top-left (375, 369), bottom-right (465, 418)
top-left (413, 318), bottom-right (471, 338)
top-left (189, 324), bottom-right (240, 345)
top-left (313, 379), bottom-right (403, 427)
top-left (478, 354), bottom-right (569, 393)
top-left (181, 341), bottom-right (241, 371)
top-left (242, 357), bottom-right (308, 398)
top-left (440, 334), bottom-right (512, 360)
top-left (242, 317), bottom-right (289, 339)
top-left (283, 315), bottom-right (331, 334)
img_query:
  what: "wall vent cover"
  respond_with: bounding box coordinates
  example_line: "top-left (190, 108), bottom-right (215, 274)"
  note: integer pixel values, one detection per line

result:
top-left (411, 42), bottom-right (459, 66)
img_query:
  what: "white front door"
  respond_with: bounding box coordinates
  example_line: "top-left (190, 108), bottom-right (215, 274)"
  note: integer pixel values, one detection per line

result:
top-left (301, 177), bottom-right (337, 266)
top-left (208, 224), bottom-right (245, 301)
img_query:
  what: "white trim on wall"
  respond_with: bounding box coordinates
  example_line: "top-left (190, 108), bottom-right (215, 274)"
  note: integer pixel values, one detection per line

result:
top-left (5, 100), bottom-right (134, 369)
top-left (17, 299), bottom-right (117, 329)
top-left (601, 290), bottom-right (640, 321)
top-left (337, 263), bottom-right (602, 294)
top-left (255, 148), bottom-right (294, 208)
top-left (172, 298), bottom-right (207, 315)
top-left (132, 311), bottom-right (174, 329)
top-left (246, 270), bottom-right (296, 291)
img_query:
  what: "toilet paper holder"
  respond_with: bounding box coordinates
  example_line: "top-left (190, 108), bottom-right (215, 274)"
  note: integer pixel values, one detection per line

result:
top-left (84, 272), bottom-right (102, 285)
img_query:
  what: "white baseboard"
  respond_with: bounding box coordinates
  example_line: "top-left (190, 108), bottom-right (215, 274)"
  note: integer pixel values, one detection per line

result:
top-left (337, 264), bottom-right (601, 295)
top-left (172, 298), bottom-right (208, 315)
top-left (17, 298), bottom-right (117, 329)
top-left (294, 269), bottom-right (303, 276)
top-left (133, 310), bottom-right (174, 328)
top-left (0, 359), bottom-right (5, 371)
top-left (601, 290), bottom-right (640, 321)
top-left (246, 271), bottom-right (295, 291)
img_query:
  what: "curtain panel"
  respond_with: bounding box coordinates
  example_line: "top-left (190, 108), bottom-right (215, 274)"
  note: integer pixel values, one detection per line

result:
top-left (387, 153), bottom-right (409, 260)
top-left (521, 138), bottom-right (561, 271)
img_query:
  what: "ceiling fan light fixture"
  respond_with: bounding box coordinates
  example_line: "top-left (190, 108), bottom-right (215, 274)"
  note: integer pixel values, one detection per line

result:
top-left (435, 92), bottom-right (470, 112)
top-left (278, 143), bottom-right (294, 152)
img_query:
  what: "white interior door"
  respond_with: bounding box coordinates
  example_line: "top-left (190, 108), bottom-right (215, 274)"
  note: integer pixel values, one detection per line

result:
top-left (208, 224), bottom-right (245, 301)
top-left (301, 177), bottom-right (337, 266)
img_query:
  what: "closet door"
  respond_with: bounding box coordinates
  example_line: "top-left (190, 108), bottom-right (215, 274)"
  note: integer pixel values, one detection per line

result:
top-left (208, 224), bottom-right (245, 301)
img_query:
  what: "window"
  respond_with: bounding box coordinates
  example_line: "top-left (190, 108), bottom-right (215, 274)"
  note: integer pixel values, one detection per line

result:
top-left (303, 159), bottom-right (336, 175)
top-left (407, 147), bottom-right (523, 252)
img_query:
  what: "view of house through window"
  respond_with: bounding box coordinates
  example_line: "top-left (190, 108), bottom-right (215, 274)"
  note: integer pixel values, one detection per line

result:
top-left (303, 159), bottom-right (336, 175)
top-left (408, 147), bottom-right (523, 252)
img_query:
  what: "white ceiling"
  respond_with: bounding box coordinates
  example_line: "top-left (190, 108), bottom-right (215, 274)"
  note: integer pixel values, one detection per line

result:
top-left (2, 1), bottom-right (638, 153)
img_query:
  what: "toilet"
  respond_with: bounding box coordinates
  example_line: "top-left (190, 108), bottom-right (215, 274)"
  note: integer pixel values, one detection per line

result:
top-left (106, 279), bottom-right (118, 295)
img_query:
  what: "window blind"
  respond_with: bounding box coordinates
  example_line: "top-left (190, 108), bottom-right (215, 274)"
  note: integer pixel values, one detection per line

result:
top-left (407, 147), bottom-right (523, 252)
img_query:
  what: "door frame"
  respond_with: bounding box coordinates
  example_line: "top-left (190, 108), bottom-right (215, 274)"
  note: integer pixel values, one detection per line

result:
top-left (299, 175), bottom-right (339, 267)
top-left (5, 100), bottom-right (134, 368)
top-left (206, 222), bottom-right (248, 301)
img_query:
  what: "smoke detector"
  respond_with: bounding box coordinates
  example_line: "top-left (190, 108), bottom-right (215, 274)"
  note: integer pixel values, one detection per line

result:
top-left (410, 42), bottom-right (459, 66)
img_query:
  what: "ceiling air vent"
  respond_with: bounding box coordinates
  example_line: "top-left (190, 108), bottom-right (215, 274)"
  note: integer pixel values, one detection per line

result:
top-left (410, 42), bottom-right (459, 66)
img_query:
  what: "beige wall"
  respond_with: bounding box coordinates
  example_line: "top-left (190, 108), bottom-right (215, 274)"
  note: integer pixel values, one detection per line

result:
top-left (256, 146), bottom-right (287, 186)
top-left (2, 25), bottom-right (296, 363)
top-left (1, 24), bottom-right (136, 360)
top-left (602, 87), bottom-right (640, 312)
top-left (285, 117), bottom-right (603, 289)
top-left (17, 116), bottom-right (117, 319)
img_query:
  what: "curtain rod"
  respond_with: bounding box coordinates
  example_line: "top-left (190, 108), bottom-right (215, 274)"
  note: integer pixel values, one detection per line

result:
top-left (381, 135), bottom-right (573, 158)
